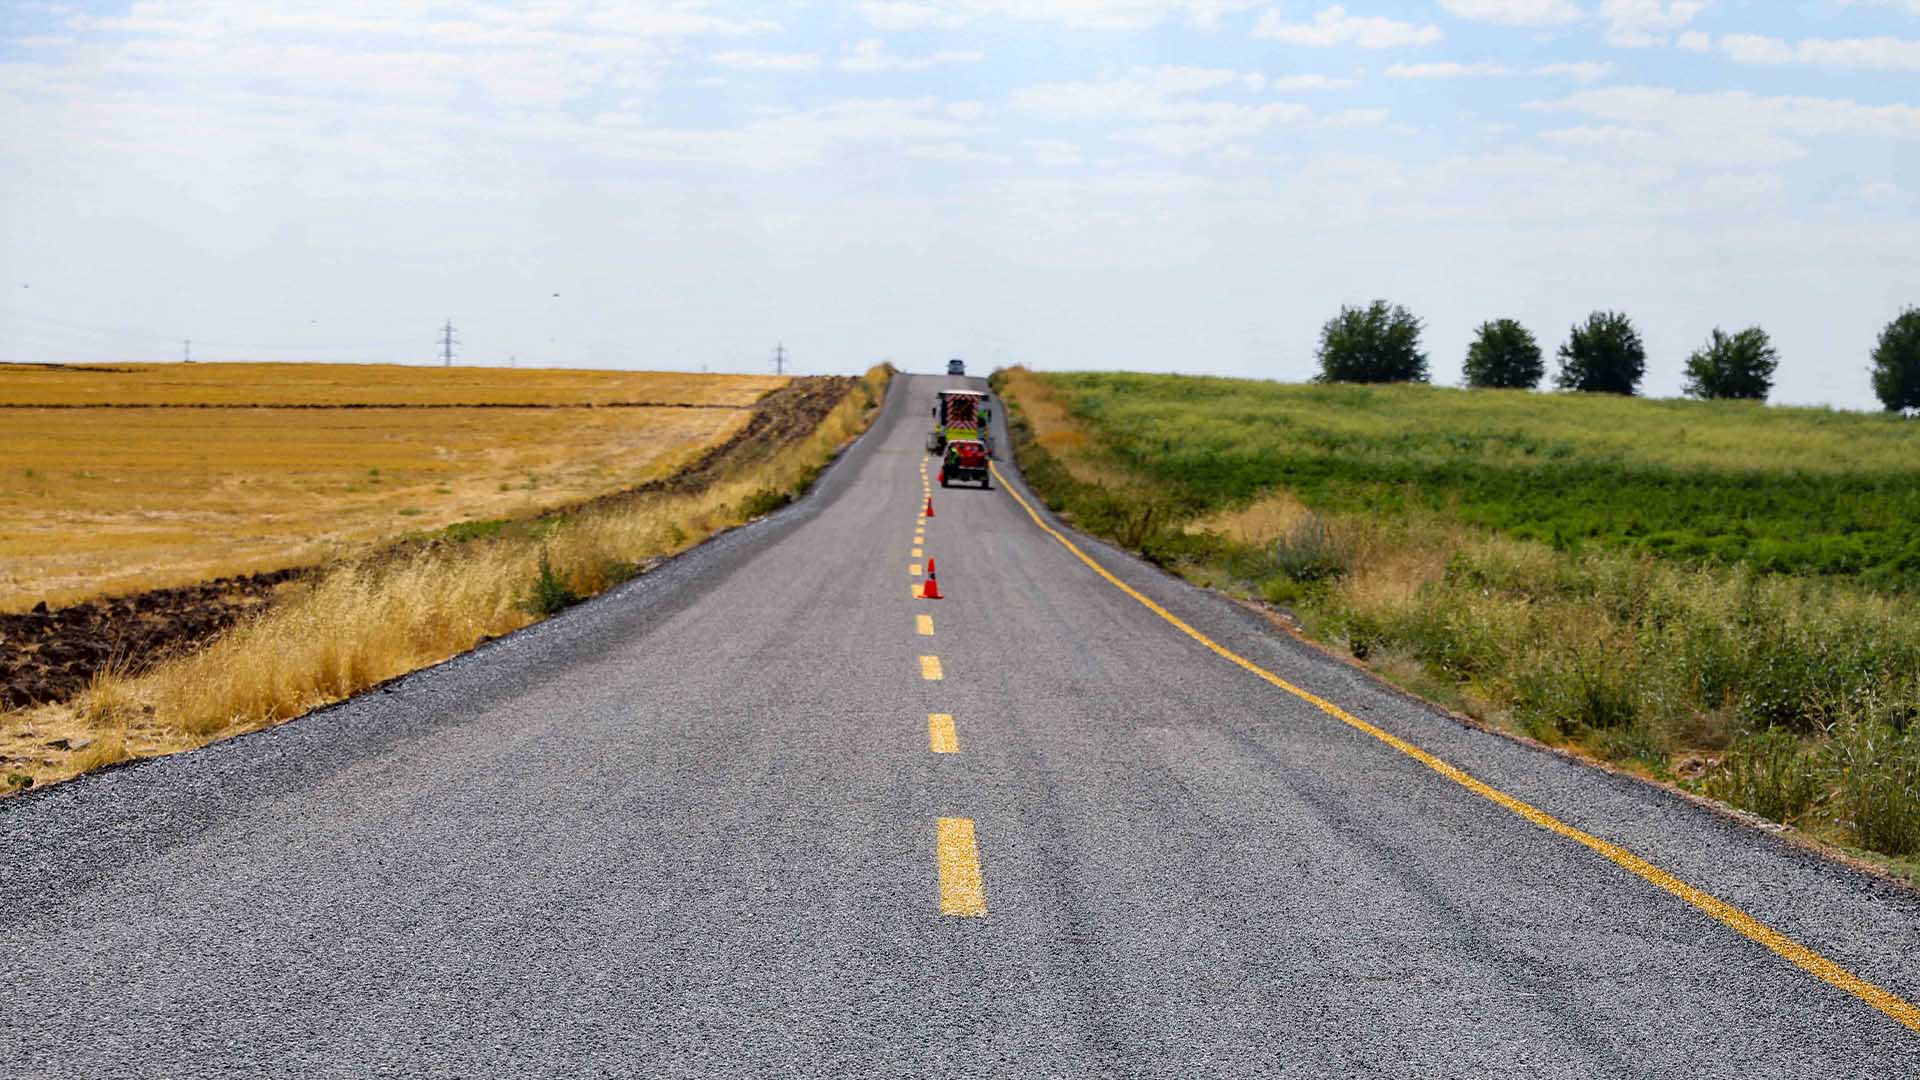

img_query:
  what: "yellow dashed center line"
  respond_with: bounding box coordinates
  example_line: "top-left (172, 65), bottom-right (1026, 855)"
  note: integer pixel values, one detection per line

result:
top-left (916, 613), bottom-right (935, 636)
top-left (913, 547), bottom-right (923, 558)
top-left (911, 583), bottom-right (925, 599)
top-left (936, 818), bottom-right (987, 916)
top-left (919, 655), bottom-right (943, 680)
top-left (910, 563), bottom-right (922, 576)
top-left (989, 461), bottom-right (1920, 1035)
top-left (928, 713), bottom-right (958, 753)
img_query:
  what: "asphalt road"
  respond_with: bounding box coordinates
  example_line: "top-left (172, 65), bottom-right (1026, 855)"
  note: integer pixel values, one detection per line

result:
top-left (6, 373), bottom-right (1920, 1077)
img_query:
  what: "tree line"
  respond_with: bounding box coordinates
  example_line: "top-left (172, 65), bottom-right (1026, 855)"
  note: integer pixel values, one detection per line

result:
top-left (1315, 302), bottom-right (1920, 411)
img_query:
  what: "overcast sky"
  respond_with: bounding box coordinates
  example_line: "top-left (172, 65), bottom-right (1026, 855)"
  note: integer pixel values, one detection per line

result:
top-left (2, 1), bottom-right (1917, 408)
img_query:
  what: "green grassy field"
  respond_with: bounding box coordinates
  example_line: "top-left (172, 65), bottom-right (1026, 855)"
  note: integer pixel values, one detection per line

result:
top-left (995, 368), bottom-right (1920, 872)
top-left (1048, 373), bottom-right (1920, 589)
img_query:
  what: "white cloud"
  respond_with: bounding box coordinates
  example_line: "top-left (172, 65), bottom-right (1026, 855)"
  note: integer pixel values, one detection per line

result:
top-left (1146, 66), bottom-right (1246, 93)
top-left (1014, 65), bottom-right (1369, 155)
top-left (1535, 61), bottom-right (1614, 80)
top-left (1438, 0), bottom-right (1583, 26)
top-left (1322, 107), bottom-right (1390, 128)
top-left (20, 1), bottom-right (778, 111)
top-left (709, 50), bottom-right (820, 72)
top-left (1718, 35), bottom-right (1795, 64)
top-left (1799, 38), bottom-right (1920, 69)
top-left (1538, 86), bottom-right (1920, 168)
top-left (852, 2), bottom-right (972, 29)
top-left (1251, 6), bottom-right (1443, 48)
top-left (1025, 138), bottom-right (1083, 166)
top-left (1722, 35), bottom-right (1920, 71)
top-left (852, 0), bottom-right (1254, 31)
top-left (905, 140), bottom-right (1007, 163)
top-left (72, 2), bottom-right (780, 41)
top-left (1387, 62), bottom-right (1507, 78)
top-left (1599, 0), bottom-right (1707, 47)
top-left (587, 97), bottom-right (985, 168)
top-left (839, 39), bottom-right (985, 72)
top-left (1675, 31), bottom-right (1711, 52)
top-left (1265, 74), bottom-right (1359, 90)
top-left (1014, 67), bottom-right (1243, 116)
top-left (1835, 0), bottom-right (1920, 14)
top-left (1127, 103), bottom-right (1311, 154)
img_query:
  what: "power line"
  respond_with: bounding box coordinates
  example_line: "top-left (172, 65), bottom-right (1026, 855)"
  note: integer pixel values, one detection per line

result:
top-left (439, 319), bottom-right (458, 367)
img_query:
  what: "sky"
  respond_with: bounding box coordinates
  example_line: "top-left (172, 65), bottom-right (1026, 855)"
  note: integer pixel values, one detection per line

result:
top-left (1, 1), bottom-right (1917, 408)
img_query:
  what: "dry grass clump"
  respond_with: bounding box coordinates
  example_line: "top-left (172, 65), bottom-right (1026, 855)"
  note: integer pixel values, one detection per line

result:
top-left (994, 367), bottom-right (1103, 482)
top-left (0, 365), bottom-right (890, 792)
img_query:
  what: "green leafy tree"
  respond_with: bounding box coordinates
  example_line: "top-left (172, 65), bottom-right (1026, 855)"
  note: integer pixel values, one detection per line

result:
top-left (1871, 307), bottom-right (1920, 413)
top-left (1683, 327), bottom-right (1779, 401)
top-left (1556, 310), bottom-right (1646, 395)
top-left (1315, 301), bottom-right (1429, 384)
top-left (1463, 319), bottom-right (1544, 389)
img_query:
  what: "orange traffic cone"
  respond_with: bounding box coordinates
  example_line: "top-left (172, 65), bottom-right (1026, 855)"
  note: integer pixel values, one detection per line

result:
top-left (924, 494), bottom-right (935, 517)
top-left (921, 558), bottom-right (943, 599)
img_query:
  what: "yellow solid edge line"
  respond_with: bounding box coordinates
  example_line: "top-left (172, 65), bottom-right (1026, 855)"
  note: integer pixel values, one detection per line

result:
top-left (916, 613), bottom-right (935, 636)
top-left (928, 712), bottom-right (959, 753)
top-left (936, 817), bottom-right (986, 915)
top-left (988, 461), bottom-right (1920, 1035)
top-left (919, 655), bottom-right (944, 680)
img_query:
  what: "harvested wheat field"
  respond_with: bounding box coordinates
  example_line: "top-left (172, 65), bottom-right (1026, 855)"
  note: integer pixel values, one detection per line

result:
top-left (0, 362), bottom-right (787, 611)
top-left (0, 361), bottom-right (885, 792)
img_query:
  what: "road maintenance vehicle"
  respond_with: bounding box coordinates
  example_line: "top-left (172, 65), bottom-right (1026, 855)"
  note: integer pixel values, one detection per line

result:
top-left (940, 438), bottom-right (991, 489)
top-left (926, 389), bottom-right (992, 457)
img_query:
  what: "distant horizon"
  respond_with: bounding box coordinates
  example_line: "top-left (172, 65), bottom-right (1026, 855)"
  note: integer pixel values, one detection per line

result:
top-left (4, 2), bottom-right (1916, 410)
top-left (8, 353), bottom-right (1910, 416)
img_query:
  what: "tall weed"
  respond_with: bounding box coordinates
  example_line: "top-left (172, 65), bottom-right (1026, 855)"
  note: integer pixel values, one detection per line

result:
top-left (1706, 729), bottom-right (1822, 824)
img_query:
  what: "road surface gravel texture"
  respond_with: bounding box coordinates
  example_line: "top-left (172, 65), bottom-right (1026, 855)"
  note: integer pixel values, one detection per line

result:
top-left (4, 374), bottom-right (1918, 1077)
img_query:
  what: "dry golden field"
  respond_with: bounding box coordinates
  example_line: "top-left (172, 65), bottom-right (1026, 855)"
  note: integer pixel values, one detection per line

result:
top-left (0, 363), bottom-right (785, 611)
top-left (0, 363), bottom-right (889, 794)
top-left (0, 361), bottom-right (779, 407)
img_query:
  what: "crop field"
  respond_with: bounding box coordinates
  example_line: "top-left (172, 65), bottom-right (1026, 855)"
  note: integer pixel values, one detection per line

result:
top-left (996, 368), bottom-right (1920, 870)
top-left (0, 363), bottom-right (786, 611)
top-left (0, 361), bottom-right (778, 407)
top-left (2, 363), bottom-right (886, 792)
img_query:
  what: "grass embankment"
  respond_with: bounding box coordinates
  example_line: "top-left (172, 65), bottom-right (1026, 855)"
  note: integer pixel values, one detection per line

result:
top-left (2, 364), bottom-right (890, 792)
top-left (0, 363), bottom-right (787, 611)
top-left (995, 368), bottom-right (1920, 875)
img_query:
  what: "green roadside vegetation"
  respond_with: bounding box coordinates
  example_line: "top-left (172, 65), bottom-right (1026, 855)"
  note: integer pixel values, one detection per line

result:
top-left (993, 367), bottom-right (1920, 878)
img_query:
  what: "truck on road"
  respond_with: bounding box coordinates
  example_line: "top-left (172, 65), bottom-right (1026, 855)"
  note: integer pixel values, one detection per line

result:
top-left (926, 389), bottom-right (992, 458)
top-left (940, 439), bottom-right (991, 489)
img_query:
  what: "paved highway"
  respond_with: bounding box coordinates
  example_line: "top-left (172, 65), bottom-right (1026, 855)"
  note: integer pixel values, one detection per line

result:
top-left (5, 373), bottom-right (1919, 1077)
